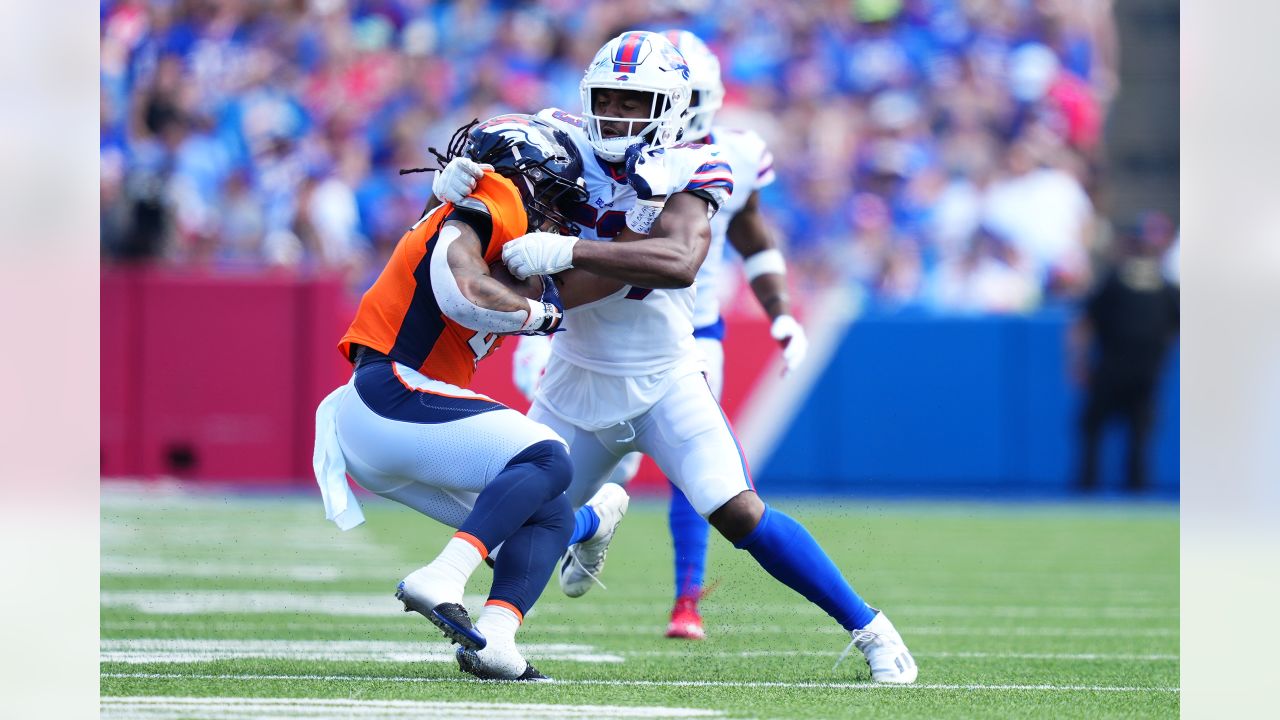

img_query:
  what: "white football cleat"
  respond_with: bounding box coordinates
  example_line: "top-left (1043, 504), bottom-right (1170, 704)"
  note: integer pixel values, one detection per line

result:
top-left (559, 483), bottom-right (629, 598)
top-left (844, 611), bottom-right (918, 684)
top-left (456, 635), bottom-right (551, 682)
top-left (396, 567), bottom-right (485, 650)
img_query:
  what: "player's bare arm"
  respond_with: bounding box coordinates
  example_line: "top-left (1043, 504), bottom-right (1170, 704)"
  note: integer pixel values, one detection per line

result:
top-left (571, 192), bottom-right (712, 288)
top-left (727, 191), bottom-right (791, 319)
top-left (726, 190), bottom-right (808, 373)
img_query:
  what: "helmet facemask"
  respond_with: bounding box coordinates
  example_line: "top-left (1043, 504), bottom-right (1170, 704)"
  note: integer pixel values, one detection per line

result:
top-left (502, 153), bottom-right (589, 235)
top-left (579, 31), bottom-right (692, 162)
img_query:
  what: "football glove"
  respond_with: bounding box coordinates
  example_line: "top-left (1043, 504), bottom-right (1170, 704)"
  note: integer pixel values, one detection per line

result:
top-left (502, 232), bottom-right (578, 280)
top-left (433, 157), bottom-right (490, 204)
top-left (623, 143), bottom-right (673, 201)
top-left (771, 315), bottom-right (808, 375)
top-left (516, 275), bottom-right (565, 336)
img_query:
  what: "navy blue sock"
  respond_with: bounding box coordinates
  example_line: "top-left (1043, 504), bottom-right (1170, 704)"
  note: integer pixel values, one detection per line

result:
top-left (568, 504), bottom-right (601, 546)
top-left (458, 440), bottom-right (572, 552)
top-left (488, 493), bottom-right (574, 617)
top-left (734, 505), bottom-right (877, 630)
top-left (668, 481), bottom-right (710, 599)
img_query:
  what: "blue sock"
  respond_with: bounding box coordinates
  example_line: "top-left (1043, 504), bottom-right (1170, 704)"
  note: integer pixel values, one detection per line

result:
top-left (458, 440), bottom-right (572, 552)
top-left (488, 493), bottom-right (574, 616)
top-left (668, 481), bottom-right (709, 599)
top-left (568, 504), bottom-right (601, 546)
top-left (734, 505), bottom-right (877, 631)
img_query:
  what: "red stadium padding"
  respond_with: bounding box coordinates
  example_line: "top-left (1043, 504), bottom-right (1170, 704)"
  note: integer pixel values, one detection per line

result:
top-left (101, 269), bottom-right (141, 476)
top-left (101, 269), bottom-right (775, 489)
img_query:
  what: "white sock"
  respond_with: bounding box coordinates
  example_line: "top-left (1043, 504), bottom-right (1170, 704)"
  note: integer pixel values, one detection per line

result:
top-left (404, 537), bottom-right (483, 605)
top-left (476, 603), bottom-right (521, 644)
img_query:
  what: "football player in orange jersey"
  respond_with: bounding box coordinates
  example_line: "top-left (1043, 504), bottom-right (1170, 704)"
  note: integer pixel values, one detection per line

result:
top-left (313, 115), bottom-right (628, 681)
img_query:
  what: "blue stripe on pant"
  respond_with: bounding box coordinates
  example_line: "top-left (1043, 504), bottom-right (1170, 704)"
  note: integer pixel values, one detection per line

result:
top-left (353, 355), bottom-right (504, 424)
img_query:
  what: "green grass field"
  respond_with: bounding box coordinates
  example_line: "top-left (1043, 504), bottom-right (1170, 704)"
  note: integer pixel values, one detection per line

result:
top-left (101, 484), bottom-right (1178, 718)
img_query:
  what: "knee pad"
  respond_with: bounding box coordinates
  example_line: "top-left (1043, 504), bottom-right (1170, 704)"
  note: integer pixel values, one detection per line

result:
top-left (508, 439), bottom-right (573, 496)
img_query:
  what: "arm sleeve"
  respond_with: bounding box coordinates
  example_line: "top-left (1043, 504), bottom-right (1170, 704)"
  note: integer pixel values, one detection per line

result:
top-left (429, 223), bottom-right (539, 334)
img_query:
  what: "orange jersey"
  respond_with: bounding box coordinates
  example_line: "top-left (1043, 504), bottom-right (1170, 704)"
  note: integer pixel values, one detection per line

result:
top-left (339, 171), bottom-right (530, 387)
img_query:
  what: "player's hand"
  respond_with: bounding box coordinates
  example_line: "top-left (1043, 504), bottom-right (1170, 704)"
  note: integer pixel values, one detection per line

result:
top-left (771, 315), bottom-right (808, 375)
top-left (503, 232), bottom-right (578, 280)
top-left (433, 157), bottom-right (491, 204)
top-left (516, 277), bottom-right (565, 336)
top-left (623, 143), bottom-right (672, 201)
top-left (511, 334), bottom-right (553, 401)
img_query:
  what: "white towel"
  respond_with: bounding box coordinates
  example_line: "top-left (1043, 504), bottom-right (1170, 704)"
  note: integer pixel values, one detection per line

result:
top-left (312, 378), bottom-right (365, 531)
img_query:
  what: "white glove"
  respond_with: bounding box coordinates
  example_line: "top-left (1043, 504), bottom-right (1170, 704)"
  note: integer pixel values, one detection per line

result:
top-left (502, 232), bottom-right (578, 280)
top-left (433, 157), bottom-right (490, 204)
top-left (511, 334), bottom-right (553, 402)
top-left (771, 315), bottom-right (808, 375)
top-left (623, 143), bottom-right (675, 201)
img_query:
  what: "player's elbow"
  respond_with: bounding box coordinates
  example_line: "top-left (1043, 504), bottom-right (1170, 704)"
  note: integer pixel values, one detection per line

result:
top-left (668, 260), bottom-right (698, 288)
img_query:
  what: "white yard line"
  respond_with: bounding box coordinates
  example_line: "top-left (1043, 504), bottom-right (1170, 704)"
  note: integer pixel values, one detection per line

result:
top-left (100, 591), bottom-right (1177, 626)
top-left (621, 649), bottom-right (1178, 662)
top-left (102, 672), bottom-right (1180, 694)
top-left (98, 639), bottom-right (1177, 664)
top-left (100, 557), bottom-right (350, 582)
top-left (100, 590), bottom-right (486, 617)
top-left (100, 698), bottom-right (718, 719)
top-left (100, 696), bottom-right (721, 719)
top-left (100, 639), bottom-right (622, 664)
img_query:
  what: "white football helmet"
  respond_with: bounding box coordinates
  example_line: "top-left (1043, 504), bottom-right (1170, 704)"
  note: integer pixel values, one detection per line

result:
top-left (579, 31), bottom-right (692, 162)
top-left (661, 30), bottom-right (724, 142)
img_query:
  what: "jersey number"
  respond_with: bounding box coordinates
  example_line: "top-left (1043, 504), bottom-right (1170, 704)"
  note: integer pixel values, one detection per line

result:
top-left (569, 206), bottom-right (626, 239)
top-left (467, 330), bottom-right (497, 365)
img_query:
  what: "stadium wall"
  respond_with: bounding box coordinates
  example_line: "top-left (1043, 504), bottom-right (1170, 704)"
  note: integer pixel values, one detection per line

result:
top-left (100, 269), bottom-right (1178, 496)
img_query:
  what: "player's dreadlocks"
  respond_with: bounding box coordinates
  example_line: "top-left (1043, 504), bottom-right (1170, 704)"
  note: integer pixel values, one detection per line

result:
top-left (398, 119), bottom-right (480, 176)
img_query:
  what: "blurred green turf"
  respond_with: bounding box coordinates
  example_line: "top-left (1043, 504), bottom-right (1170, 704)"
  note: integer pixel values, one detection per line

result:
top-left (101, 487), bottom-right (1178, 718)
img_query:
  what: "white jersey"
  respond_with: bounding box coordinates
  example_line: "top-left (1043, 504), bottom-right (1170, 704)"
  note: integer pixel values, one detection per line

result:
top-left (533, 108), bottom-right (734, 428)
top-left (691, 127), bottom-right (776, 330)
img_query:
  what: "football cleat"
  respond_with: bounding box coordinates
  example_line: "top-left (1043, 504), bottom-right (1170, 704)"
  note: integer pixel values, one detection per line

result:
top-left (560, 483), bottom-right (630, 598)
top-left (841, 610), bottom-right (918, 684)
top-left (396, 578), bottom-right (486, 651)
top-left (456, 641), bottom-right (552, 682)
top-left (665, 595), bottom-right (706, 640)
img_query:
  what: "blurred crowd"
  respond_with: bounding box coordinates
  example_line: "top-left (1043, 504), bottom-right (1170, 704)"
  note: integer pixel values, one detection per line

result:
top-left (100, 0), bottom-right (1169, 312)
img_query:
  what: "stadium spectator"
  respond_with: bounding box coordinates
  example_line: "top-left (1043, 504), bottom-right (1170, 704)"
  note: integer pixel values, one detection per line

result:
top-left (100, 0), bottom-right (1124, 310)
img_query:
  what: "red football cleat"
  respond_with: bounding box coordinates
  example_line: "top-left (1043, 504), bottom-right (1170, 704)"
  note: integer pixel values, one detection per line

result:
top-left (665, 596), bottom-right (705, 640)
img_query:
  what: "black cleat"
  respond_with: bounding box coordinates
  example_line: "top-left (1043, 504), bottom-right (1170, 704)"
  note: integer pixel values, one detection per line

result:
top-left (396, 582), bottom-right (487, 650)
top-left (456, 647), bottom-right (553, 682)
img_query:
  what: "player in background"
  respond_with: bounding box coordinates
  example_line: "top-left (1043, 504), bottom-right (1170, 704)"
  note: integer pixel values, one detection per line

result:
top-left (312, 115), bottom-right (629, 681)
top-left (436, 31), bottom-right (917, 683)
top-left (506, 29), bottom-right (811, 642)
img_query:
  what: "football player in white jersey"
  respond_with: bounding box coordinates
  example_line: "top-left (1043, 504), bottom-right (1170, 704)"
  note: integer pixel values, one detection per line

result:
top-left (434, 30), bottom-right (917, 684)
top-left (654, 28), bottom-right (810, 640)
top-left (505, 29), bottom-right (812, 643)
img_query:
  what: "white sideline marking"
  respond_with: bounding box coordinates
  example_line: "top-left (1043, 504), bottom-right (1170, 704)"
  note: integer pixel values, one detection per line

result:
top-left (100, 639), bottom-right (622, 665)
top-left (101, 672), bottom-right (1180, 694)
top-left (100, 696), bottom-right (721, 718)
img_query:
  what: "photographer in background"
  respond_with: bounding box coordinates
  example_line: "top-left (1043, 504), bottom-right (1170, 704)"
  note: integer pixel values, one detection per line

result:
top-left (1069, 213), bottom-right (1179, 493)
